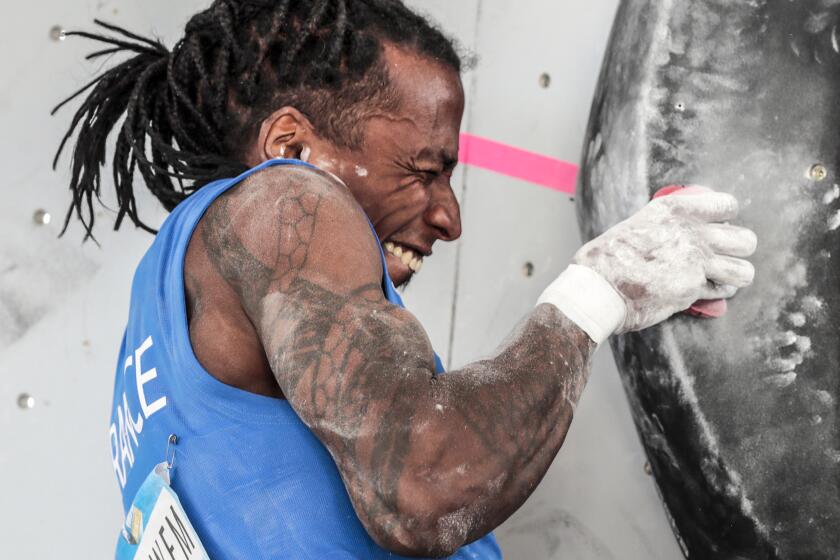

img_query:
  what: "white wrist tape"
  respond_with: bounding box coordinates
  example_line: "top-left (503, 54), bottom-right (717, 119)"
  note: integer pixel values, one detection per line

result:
top-left (537, 264), bottom-right (627, 345)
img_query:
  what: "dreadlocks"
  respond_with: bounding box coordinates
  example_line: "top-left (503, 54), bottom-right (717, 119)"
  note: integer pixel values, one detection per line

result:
top-left (53, 0), bottom-right (462, 240)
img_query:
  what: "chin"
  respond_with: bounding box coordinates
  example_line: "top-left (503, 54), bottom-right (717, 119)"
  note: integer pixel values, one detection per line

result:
top-left (388, 265), bottom-right (412, 288)
top-left (385, 254), bottom-right (415, 287)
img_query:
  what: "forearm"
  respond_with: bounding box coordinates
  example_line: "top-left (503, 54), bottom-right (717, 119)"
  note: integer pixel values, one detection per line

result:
top-left (361, 304), bottom-right (594, 554)
top-left (424, 304), bottom-right (595, 545)
top-left (279, 289), bottom-right (595, 556)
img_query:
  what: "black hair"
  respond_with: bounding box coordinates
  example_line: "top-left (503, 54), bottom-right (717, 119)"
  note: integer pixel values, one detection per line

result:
top-left (53, 0), bottom-right (462, 240)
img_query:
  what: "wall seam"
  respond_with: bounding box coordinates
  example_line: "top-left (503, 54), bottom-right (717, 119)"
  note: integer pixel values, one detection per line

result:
top-left (446, 0), bottom-right (485, 370)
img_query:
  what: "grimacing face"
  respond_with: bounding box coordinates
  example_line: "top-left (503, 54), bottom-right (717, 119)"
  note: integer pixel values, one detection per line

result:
top-left (252, 44), bottom-right (466, 287)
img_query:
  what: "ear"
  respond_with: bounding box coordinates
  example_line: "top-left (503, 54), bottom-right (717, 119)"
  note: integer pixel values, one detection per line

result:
top-left (257, 107), bottom-right (313, 162)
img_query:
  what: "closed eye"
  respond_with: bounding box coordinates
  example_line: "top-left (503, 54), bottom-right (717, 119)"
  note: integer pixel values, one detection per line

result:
top-left (413, 168), bottom-right (439, 185)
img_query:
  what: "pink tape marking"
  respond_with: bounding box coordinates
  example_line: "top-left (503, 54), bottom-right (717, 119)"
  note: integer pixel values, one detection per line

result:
top-left (458, 133), bottom-right (578, 195)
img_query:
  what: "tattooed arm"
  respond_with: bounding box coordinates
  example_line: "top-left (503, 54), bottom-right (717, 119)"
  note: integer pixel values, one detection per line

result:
top-left (200, 165), bottom-right (596, 557)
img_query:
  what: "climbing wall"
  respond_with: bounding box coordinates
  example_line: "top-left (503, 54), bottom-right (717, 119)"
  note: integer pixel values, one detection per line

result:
top-left (0, 1), bottom-right (681, 558)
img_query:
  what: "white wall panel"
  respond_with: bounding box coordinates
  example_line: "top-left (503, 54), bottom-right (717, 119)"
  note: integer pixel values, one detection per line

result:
top-left (1, 2), bottom-right (209, 558)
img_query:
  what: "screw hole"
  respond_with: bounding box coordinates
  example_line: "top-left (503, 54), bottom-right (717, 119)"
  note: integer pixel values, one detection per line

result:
top-left (17, 393), bottom-right (35, 410)
top-left (809, 164), bottom-right (829, 182)
top-left (538, 73), bottom-right (551, 89)
top-left (523, 262), bottom-right (535, 278)
top-left (33, 209), bottom-right (51, 226)
top-left (49, 25), bottom-right (66, 42)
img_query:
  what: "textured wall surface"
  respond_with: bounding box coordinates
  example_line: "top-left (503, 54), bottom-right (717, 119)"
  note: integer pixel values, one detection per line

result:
top-left (577, 1), bottom-right (840, 558)
top-left (0, 1), bottom-right (679, 558)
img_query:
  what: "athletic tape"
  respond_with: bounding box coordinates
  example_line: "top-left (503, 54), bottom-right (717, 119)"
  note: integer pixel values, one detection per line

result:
top-left (459, 133), bottom-right (578, 195)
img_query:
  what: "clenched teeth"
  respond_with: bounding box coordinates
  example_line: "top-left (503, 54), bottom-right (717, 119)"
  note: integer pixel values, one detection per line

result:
top-left (383, 242), bottom-right (424, 273)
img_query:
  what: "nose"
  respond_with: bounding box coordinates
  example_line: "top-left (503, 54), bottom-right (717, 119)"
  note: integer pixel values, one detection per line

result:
top-left (424, 182), bottom-right (462, 241)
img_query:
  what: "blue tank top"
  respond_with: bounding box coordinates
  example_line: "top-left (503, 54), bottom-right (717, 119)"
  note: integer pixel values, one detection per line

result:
top-left (108, 158), bottom-right (502, 559)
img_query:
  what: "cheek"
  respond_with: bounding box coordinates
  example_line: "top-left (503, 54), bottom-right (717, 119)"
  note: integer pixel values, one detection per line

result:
top-left (358, 178), bottom-right (429, 217)
top-left (382, 184), bottom-right (430, 222)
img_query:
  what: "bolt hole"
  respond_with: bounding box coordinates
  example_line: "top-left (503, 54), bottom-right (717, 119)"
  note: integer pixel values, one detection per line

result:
top-left (809, 164), bottom-right (829, 182)
top-left (49, 25), bottom-right (66, 42)
top-left (523, 262), bottom-right (535, 278)
top-left (17, 393), bottom-right (35, 410)
top-left (538, 73), bottom-right (551, 89)
top-left (33, 209), bottom-right (51, 226)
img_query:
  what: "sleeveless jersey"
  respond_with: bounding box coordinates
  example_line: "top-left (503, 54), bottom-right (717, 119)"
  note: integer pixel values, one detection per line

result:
top-left (108, 158), bottom-right (502, 559)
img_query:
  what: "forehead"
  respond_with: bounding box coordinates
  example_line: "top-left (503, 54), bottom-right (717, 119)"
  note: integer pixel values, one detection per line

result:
top-left (381, 43), bottom-right (465, 134)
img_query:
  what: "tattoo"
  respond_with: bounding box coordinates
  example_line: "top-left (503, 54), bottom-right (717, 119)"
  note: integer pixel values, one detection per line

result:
top-left (201, 182), bottom-right (323, 322)
top-left (199, 168), bottom-right (596, 555)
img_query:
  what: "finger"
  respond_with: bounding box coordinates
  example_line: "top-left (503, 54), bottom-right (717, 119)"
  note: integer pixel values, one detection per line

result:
top-left (679, 185), bottom-right (714, 195)
top-left (706, 255), bottom-right (755, 287)
top-left (657, 191), bottom-right (740, 222)
top-left (652, 185), bottom-right (712, 199)
top-left (700, 223), bottom-right (758, 258)
top-left (697, 282), bottom-right (739, 300)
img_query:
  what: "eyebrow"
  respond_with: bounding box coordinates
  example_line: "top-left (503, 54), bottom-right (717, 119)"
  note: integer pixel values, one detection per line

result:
top-left (415, 147), bottom-right (459, 170)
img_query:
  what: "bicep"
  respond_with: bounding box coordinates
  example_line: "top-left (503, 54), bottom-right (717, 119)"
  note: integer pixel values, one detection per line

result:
top-left (261, 279), bottom-right (436, 425)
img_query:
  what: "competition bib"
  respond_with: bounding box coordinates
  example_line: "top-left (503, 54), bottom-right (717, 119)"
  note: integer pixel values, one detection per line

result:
top-left (116, 438), bottom-right (209, 560)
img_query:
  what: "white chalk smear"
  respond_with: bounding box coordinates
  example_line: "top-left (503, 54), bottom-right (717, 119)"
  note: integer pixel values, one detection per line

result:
top-left (660, 329), bottom-right (768, 538)
top-left (795, 336), bottom-right (812, 353)
top-left (764, 372), bottom-right (797, 388)
top-left (823, 184), bottom-right (840, 204)
top-left (779, 331), bottom-right (798, 346)
top-left (829, 210), bottom-right (840, 231)
top-left (814, 390), bottom-right (834, 407)
top-left (789, 312), bottom-right (807, 327)
top-left (771, 356), bottom-right (801, 372)
top-left (801, 296), bottom-right (825, 314)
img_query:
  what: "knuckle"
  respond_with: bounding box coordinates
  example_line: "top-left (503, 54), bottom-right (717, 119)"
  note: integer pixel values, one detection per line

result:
top-left (644, 198), bottom-right (671, 218)
top-left (647, 196), bottom-right (678, 215)
top-left (655, 196), bottom-right (679, 211)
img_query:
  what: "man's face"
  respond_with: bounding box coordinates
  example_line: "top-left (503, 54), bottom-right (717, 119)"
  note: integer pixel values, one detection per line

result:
top-left (314, 45), bottom-right (466, 287)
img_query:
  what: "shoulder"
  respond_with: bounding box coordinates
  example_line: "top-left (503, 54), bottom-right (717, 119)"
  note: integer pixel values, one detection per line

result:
top-left (199, 163), bottom-right (383, 297)
top-left (237, 163), bottom-right (355, 207)
top-left (226, 163), bottom-right (366, 234)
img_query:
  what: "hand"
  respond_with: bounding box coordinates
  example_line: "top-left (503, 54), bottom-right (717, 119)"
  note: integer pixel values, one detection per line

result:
top-left (574, 189), bottom-right (757, 333)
